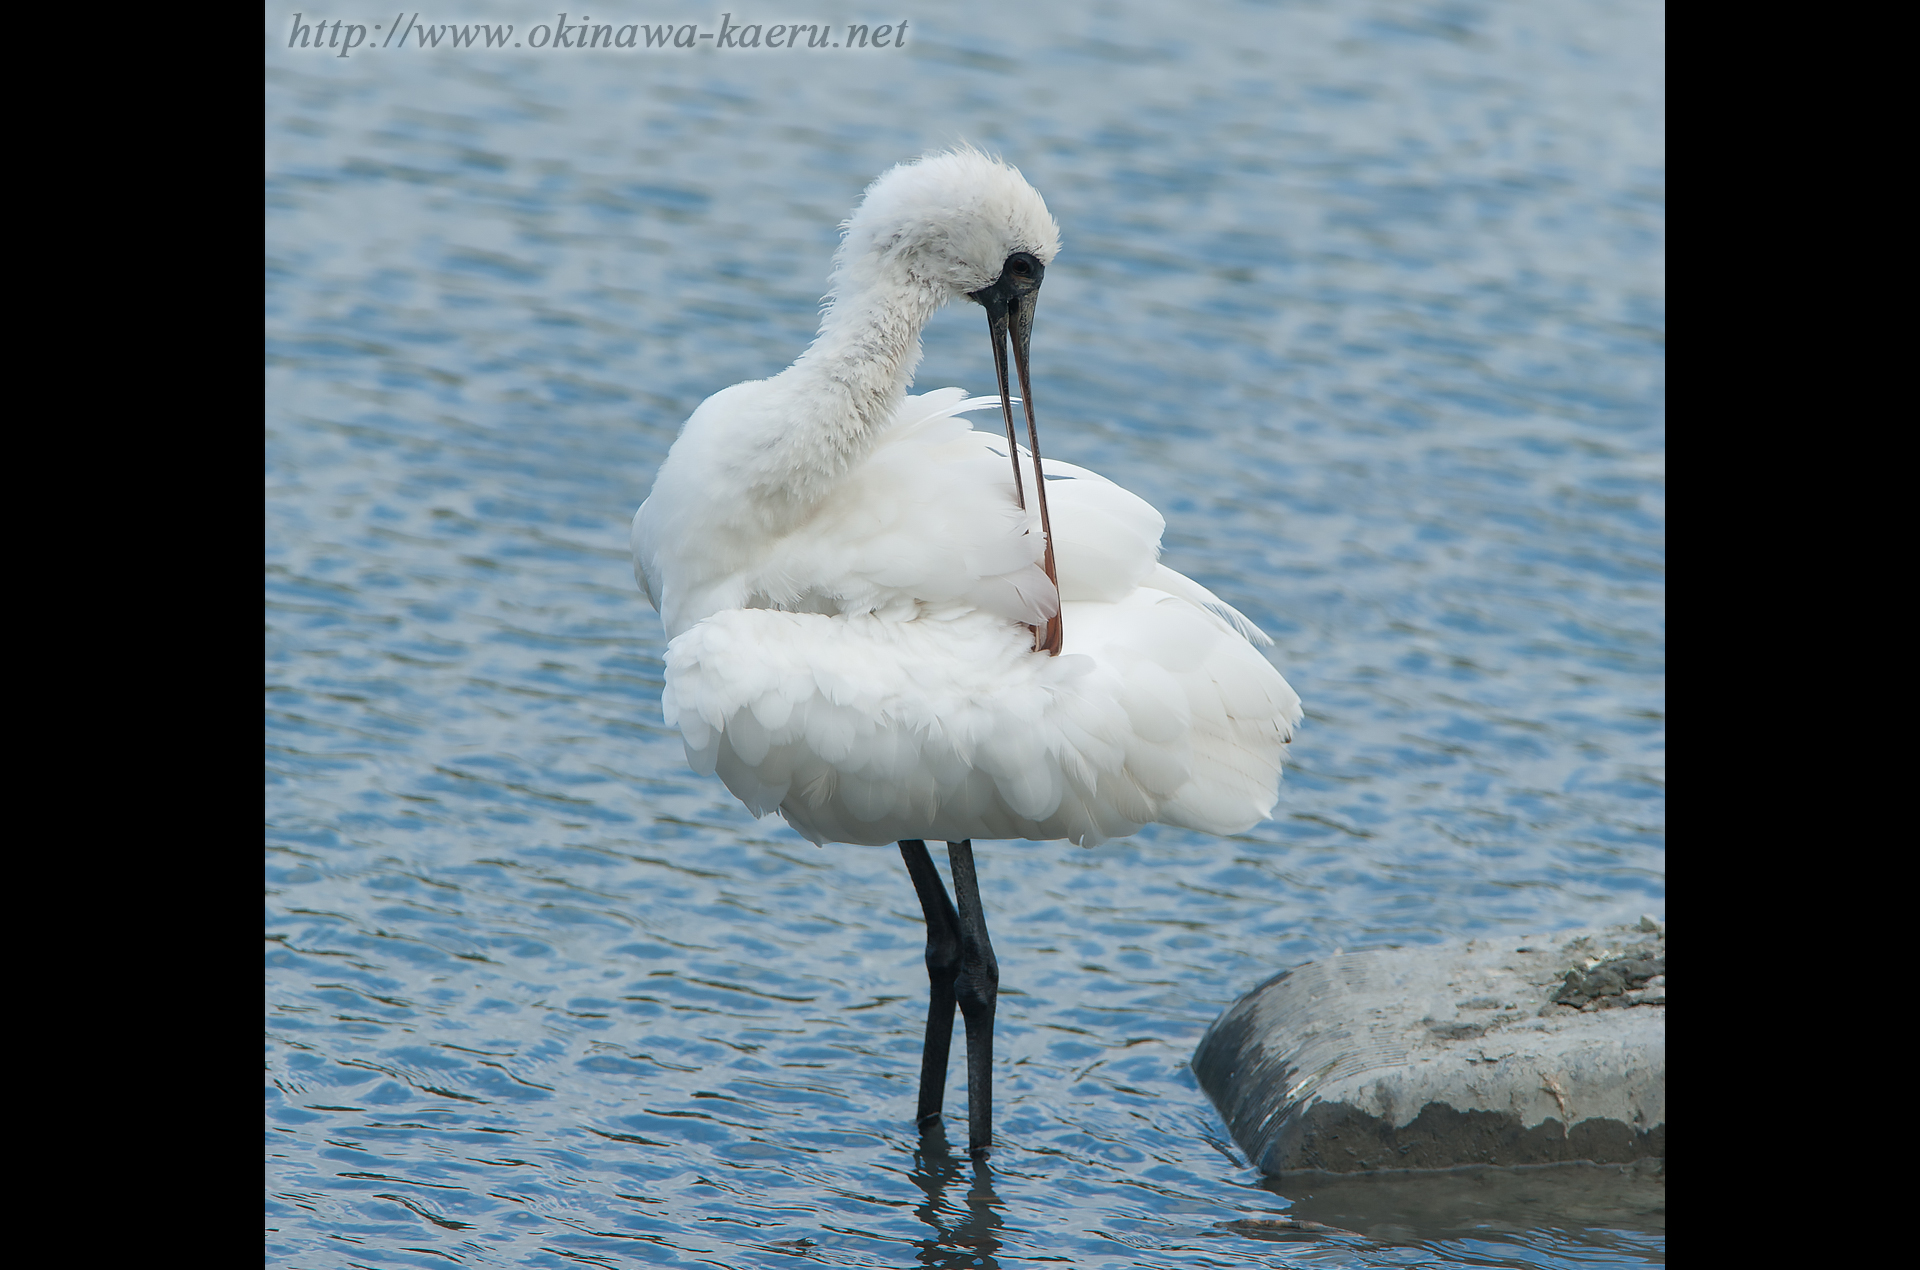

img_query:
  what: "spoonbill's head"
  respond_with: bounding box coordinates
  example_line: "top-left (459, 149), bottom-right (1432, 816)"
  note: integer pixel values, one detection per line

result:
top-left (835, 145), bottom-right (1061, 302)
top-left (837, 148), bottom-right (1060, 444)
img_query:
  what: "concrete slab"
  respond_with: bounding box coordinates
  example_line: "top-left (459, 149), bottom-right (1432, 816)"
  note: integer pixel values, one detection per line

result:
top-left (1192, 920), bottom-right (1665, 1175)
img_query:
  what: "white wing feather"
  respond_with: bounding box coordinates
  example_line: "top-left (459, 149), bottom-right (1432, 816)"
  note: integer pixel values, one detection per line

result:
top-left (663, 594), bottom-right (1298, 848)
top-left (640, 389), bottom-right (1301, 847)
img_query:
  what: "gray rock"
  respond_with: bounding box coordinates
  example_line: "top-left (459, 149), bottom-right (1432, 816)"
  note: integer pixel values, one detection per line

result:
top-left (1192, 924), bottom-right (1665, 1175)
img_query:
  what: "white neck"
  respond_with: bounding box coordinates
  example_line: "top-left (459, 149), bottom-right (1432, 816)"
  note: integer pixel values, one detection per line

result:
top-left (743, 270), bottom-right (946, 512)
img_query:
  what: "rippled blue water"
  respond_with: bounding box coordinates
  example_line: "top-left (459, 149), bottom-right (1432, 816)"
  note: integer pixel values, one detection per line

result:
top-left (265, 2), bottom-right (1664, 1264)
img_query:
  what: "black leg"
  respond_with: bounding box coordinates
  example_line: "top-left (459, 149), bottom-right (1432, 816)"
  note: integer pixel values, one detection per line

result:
top-left (946, 840), bottom-right (999, 1158)
top-left (898, 840), bottom-right (961, 1129)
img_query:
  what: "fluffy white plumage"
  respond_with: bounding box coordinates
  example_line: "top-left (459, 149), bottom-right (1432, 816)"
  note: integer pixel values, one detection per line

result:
top-left (632, 150), bottom-right (1302, 847)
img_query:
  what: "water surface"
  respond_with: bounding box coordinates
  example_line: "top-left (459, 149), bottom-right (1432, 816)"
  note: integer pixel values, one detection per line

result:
top-left (266, 2), bottom-right (1665, 1264)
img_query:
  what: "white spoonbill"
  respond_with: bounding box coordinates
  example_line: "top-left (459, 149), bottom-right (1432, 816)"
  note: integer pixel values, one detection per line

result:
top-left (631, 148), bottom-right (1301, 1157)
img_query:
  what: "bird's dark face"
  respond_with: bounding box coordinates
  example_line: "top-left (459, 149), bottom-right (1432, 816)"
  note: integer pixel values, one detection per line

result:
top-left (968, 252), bottom-right (1045, 311)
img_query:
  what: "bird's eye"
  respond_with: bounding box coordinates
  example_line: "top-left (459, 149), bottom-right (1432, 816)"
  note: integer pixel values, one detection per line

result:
top-left (1009, 258), bottom-right (1032, 276)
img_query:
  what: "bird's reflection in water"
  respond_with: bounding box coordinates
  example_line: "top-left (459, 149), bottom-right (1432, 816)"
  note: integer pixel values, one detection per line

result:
top-left (909, 1121), bottom-right (1004, 1269)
